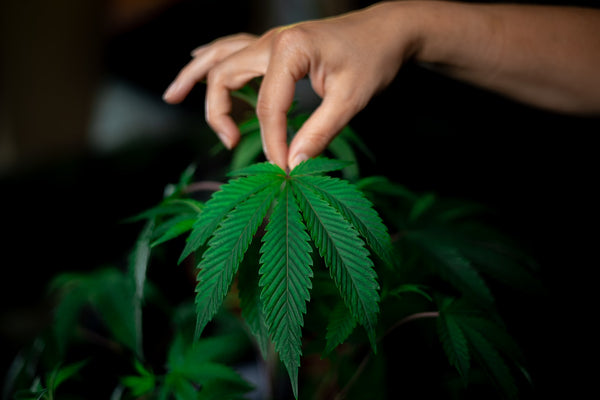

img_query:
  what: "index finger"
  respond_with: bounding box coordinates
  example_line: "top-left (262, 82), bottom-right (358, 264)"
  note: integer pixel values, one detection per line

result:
top-left (256, 32), bottom-right (311, 170)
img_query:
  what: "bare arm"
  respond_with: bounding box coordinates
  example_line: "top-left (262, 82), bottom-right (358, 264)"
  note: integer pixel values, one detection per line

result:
top-left (412, 1), bottom-right (600, 114)
top-left (163, 1), bottom-right (600, 170)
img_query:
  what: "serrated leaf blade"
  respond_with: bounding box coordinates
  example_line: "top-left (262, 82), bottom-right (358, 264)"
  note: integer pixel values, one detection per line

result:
top-left (180, 174), bottom-right (279, 263)
top-left (324, 302), bottom-right (357, 354)
top-left (259, 182), bottom-right (313, 399)
top-left (295, 174), bottom-right (395, 268)
top-left (194, 182), bottom-right (281, 339)
top-left (291, 179), bottom-right (379, 350)
top-left (290, 157), bottom-right (352, 176)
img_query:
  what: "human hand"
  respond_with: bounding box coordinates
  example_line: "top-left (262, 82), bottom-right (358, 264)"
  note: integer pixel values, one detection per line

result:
top-left (162, 2), bottom-right (418, 170)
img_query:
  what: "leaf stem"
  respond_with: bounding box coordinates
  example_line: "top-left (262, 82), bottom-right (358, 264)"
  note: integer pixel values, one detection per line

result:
top-left (183, 181), bottom-right (224, 193)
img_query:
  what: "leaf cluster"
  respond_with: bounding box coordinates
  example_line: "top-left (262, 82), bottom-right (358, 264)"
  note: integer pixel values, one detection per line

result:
top-left (4, 83), bottom-right (542, 400)
top-left (182, 157), bottom-right (393, 398)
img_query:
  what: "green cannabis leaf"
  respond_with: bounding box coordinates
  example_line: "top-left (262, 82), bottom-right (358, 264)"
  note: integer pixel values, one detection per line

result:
top-left (437, 297), bottom-right (527, 398)
top-left (182, 157), bottom-right (393, 398)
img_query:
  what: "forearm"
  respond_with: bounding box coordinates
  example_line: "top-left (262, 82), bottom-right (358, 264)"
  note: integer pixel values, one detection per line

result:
top-left (390, 1), bottom-right (600, 114)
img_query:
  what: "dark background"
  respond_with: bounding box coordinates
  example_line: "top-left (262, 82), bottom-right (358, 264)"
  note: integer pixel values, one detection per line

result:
top-left (1, 0), bottom-right (598, 398)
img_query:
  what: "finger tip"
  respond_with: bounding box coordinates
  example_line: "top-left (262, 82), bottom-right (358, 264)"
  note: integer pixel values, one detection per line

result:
top-left (289, 152), bottom-right (309, 170)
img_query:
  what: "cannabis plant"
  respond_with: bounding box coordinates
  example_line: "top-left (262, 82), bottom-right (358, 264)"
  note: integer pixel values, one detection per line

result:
top-left (4, 85), bottom-right (538, 399)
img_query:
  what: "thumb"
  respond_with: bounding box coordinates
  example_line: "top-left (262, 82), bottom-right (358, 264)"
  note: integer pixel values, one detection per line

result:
top-left (287, 94), bottom-right (360, 169)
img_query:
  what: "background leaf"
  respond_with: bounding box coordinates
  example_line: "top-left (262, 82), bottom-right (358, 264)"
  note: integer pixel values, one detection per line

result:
top-left (324, 301), bottom-right (357, 354)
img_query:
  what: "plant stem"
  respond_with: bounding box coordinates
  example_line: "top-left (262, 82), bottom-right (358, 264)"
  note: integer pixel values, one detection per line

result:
top-left (381, 311), bottom-right (439, 341)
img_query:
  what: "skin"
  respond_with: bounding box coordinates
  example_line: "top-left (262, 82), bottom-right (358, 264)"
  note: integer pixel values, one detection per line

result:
top-left (162, 1), bottom-right (600, 170)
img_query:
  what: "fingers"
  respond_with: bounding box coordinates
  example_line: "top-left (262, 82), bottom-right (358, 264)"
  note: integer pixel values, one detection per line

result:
top-left (256, 28), bottom-right (311, 169)
top-left (163, 34), bottom-right (260, 149)
top-left (162, 34), bottom-right (256, 104)
top-left (287, 89), bottom-right (362, 169)
top-left (205, 50), bottom-right (265, 149)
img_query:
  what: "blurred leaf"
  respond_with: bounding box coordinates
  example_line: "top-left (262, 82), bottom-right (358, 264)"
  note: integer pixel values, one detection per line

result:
top-left (238, 115), bottom-right (260, 135)
top-left (408, 231), bottom-right (495, 306)
top-left (386, 284), bottom-right (433, 302)
top-left (121, 360), bottom-right (155, 397)
top-left (408, 193), bottom-right (436, 222)
top-left (338, 125), bottom-right (375, 162)
top-left (164, 334), bottom-right (253, 400)
top-left (439, 297), bottom-right (527, 398)
top-left (46, 360), bottom-right (87, 393)
top-left (129, 220), bottom-right (153, 358)
top-left (91, 269), bottom-right (138, 354)
top-left (327, 135), bottom-right (360, 181)
top-left (51, 278), bottom-right (88, 356)
top-left (231, 84), bottom-right (258, 108)
top-left (150, 214), bottom-right (196, 248)
top-left (230, 129), bottom-right (263, 171)
top-left (51, 268), bottom-right (138, 354)
top-left (356, 176), bottom-right (418, 202)
top-left (437, 309), bottom-right (470, 383)
top-left (324, 302), bottom-right (357, 355)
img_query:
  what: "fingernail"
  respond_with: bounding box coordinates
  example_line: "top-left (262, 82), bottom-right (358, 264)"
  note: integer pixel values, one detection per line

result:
top-left (162, 81), bottom-right (179, 101)
top-left (290, 153), bottom-right (309, 170)
top-left (217, 132), bottom-right (233, 150)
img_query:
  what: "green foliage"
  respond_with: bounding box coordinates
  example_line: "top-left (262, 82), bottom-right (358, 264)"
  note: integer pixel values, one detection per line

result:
top-left (50, 268), bottom-right (139, 357)
top-left (183, 157), bottom-right (391, 398)
top-left (121, 333), bottom-right (253, 400)
top-left (5, 84), bottom-right (541, 400)
top-left (437, 297), bottom-right (528, 398)
top-left (13, 360), bottom-right (87, 400)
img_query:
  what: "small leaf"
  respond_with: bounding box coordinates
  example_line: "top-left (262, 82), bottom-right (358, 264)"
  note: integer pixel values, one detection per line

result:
top-left (437, 312), bottom-right (470, 382)
top-left (228, 160), bottom-right (285, 177)
top-left (121, 360), bottom-right (155, 397)
top-left (47, 360), bottom-right (87, 393)
top-left (151, 215), bottom-right (196, 248)
top-left (290, 157), bottom-right (352, 176)
top-left (324, 302), bottom-right (357, 354)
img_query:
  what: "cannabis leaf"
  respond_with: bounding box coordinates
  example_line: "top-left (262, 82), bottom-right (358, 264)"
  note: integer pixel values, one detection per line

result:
top-left (437, 297), bottom-right (527, 398)
top-left (182, 157), bottom-right (392, 398)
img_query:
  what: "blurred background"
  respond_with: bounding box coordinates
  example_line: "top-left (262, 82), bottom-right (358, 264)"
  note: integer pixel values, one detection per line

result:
top-left (1, 0), bottom-right (598, 398)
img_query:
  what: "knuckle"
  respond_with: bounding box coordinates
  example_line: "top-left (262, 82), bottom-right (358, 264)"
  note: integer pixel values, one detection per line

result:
top-left (271, 25), bottom-right (310, 52)
top-left (305, 131), bottom-right (331, 149)
top-left (255, 96), bottom-right (274, 121)
top-left (206, 66), bottom-right (225, 85)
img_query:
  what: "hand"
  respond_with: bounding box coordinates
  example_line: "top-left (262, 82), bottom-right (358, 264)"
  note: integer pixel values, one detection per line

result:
top-left (162, 2), bottom-right (418, 170)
